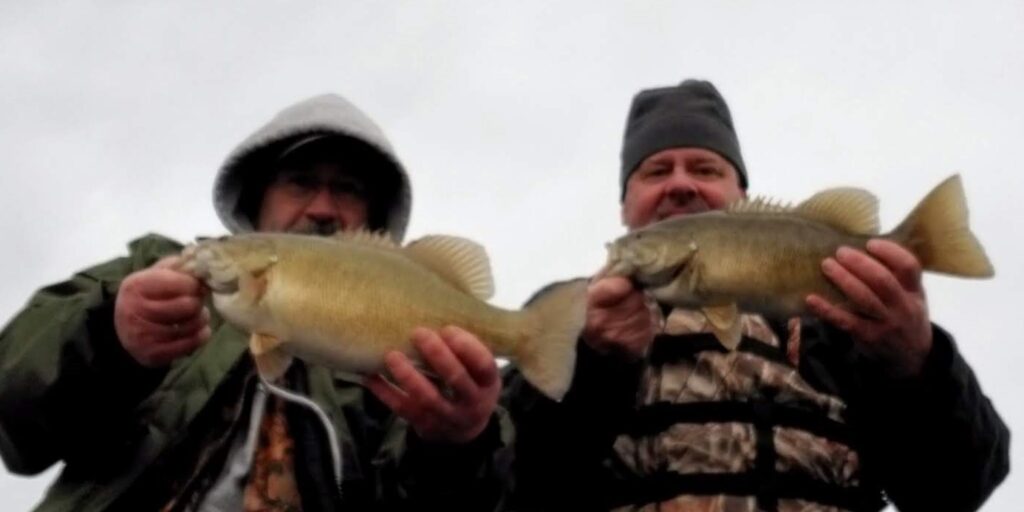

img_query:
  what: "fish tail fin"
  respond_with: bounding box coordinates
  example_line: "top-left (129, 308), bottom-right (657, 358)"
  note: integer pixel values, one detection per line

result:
top-left (890, 174), bottom-right (994, 278)
top-left (250, 333), bottom-right (293, 382)
top-left (517, 278), bottom-right (588, 402)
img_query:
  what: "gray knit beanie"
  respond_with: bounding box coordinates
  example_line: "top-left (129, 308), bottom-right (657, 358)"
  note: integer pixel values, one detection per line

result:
top-left (619, 79), bottom-right (748, 198)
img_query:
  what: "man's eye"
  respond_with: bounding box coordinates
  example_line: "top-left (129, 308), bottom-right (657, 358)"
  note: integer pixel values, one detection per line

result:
top-left (693, 167), bottom-right (722, 177)
top-left (284, 175), bottom-right (318, 189)
top-left (330, 181), bottom-right (366, 196)
top-left (641, 166), bottom-right (669, 178)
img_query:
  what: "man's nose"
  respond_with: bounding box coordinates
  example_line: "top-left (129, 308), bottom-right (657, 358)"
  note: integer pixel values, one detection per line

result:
top-left (304, 187), bottom-right (338, 220)
top-left (663, 167), bottom-right (699, 199)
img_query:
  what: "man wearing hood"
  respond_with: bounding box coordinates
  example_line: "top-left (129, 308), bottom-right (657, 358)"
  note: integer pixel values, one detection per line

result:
top-left (0, 94), bottom-right (511, 511)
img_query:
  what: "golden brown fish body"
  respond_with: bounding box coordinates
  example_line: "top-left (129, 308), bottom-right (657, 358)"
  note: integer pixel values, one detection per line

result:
top-left (605, 175), bottom-right (993, 347)
top-left (627, 212), bottom-right (869, 317)
top-left (182, 232), bottom-right (586, 401)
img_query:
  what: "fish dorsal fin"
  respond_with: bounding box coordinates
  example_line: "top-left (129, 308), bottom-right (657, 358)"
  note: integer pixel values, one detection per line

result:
top-left (726, 196), bottom-right (793, 214)
top-left (794, 187), bottom-right (880, 235)
top-left (403, 235), bottom-right (495, 300)
top-left (333, 229), bottom-right (400, 250)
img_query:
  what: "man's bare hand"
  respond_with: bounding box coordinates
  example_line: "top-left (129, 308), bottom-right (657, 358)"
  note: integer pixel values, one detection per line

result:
top-left (807, 240), bottom-right (932, 378)
top-left (114, 256), bottom-right (211, 367)
top-left (581, 276), bottom-right (657, 361)
top-left (365, 326), bottom-right (500, 444)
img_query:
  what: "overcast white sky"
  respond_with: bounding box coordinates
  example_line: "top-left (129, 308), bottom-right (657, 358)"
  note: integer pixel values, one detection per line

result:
top-left (1, 1), bottom-right (1021, 510)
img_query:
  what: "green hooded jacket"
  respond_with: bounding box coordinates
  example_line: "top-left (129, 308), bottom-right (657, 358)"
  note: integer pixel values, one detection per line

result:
top-left (0, 93), bottom-right (514, 511)
top-left (0, 233), bottom-right (512, 511)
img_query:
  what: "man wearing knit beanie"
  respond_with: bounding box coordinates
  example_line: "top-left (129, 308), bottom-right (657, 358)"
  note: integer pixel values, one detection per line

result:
top-left (620, 79), bottom-right (748, 195)
top-left (505, 79), bottom-right (1008, 511)
top-left (616, 79), bottom-right (748, 231)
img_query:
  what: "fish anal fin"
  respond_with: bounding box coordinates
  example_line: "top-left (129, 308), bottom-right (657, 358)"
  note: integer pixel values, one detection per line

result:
top-left (250, 333), bottom-right (292, 382)
top-left (702, 304), bottom-right (743, 350)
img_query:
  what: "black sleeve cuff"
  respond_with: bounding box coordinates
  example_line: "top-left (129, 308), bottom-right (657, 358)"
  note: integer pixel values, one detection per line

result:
top-left (866, 325), bottom-right (958, 412)
top-left (86, 289), bottom-right (168, 403)
top-left (405, 413), bottom-right (502, 476)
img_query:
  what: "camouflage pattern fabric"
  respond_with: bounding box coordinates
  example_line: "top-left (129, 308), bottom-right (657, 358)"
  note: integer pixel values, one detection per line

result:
top-left (612, 309), bottom-right (862, 511)
top-left (613, 495), bottom-right (847, 512)
top-left (243, 395), bottom-right (303, 512)
top-left (160, 374), bottom-right (303, 512)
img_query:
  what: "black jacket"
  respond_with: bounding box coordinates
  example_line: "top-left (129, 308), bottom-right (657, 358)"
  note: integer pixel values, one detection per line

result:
top-left (501, 316), bottom-right (1009, 511)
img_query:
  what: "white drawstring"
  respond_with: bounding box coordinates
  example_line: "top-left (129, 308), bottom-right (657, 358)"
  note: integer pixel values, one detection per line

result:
top-left (257, 374), bottom-right (344, 494)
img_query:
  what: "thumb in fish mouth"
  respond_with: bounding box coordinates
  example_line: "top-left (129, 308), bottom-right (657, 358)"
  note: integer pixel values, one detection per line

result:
top-left (597, 242), bottom-right (634, 279)
top-left (601, 261), bottom-right (638, 280)
top-left (177, 246), bottom-right (240, 294)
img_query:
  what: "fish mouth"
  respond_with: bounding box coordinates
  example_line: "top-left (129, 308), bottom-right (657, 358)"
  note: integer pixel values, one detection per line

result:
top-left (639, 260), bottom-right (685, 288)
top-left (601, 242), bottom-right (632, 278)
top-left (204, 262), bottom-right (240, 294)
top-left (667, 261), bottom-right (686, 283)
top-left (186, 244), bottom-right (240, 294)
top-left (604, 239), bottom-right (685, 286)
top-left (207, 277), bottom-right (239, 294)
top-left (615, 244), bottom-right (681, 287)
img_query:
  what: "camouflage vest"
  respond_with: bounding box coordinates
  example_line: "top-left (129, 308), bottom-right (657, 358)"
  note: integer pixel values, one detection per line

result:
top-left (609, 308), bottom-right (885, 512)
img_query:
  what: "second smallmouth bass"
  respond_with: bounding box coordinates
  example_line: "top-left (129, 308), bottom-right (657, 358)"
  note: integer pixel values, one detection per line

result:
top-left (604, 174), bottom-right (993, 348)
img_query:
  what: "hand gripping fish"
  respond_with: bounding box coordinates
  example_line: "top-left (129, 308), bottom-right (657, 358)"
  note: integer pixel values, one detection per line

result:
top-left (603, 174), bottom-right (994, 349)
top-left (179, 231), bottom-right (587, 402)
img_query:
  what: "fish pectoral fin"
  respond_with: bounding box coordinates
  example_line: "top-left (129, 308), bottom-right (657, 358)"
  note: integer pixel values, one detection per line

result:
top-left (402, 235), bottom-right (495, 300)
top-left (250, 333), bottom-right (292, 382)
top-left (702, 304), bottom-right (743, 350)
top-left (233, 270), bottom-right (271, 305)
